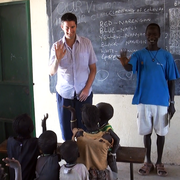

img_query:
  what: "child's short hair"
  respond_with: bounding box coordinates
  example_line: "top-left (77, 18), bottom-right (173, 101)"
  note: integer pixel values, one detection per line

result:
top-left (96, 102), bottom-right (114, 124)
top-left (81, 104), bottom-right (99, 130)
top-left (13, 113), bottom-right (34, 137)
top-left (38, 130), bottom-right (57, 154)
top-left (60, 140), bottom-right (79, 164)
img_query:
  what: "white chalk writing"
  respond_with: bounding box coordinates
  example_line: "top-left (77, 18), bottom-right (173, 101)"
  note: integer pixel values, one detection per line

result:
top-left (169, 8), bottom-right (180, 55)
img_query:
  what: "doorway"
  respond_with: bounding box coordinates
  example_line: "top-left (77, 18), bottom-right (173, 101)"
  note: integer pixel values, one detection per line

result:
top-left (0, 0), bottom-right (35, 145)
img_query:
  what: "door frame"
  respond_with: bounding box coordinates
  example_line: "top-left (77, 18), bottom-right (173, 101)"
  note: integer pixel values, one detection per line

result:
top-left (0, 0), bottom-right (35, 140)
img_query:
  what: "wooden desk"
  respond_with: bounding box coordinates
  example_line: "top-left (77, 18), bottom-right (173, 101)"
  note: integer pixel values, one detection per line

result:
top-left (1, 140), bottom-right (146, 180)
top-left (0, 140), bottom-right (7, 154)
top-left (116, 146), bottom-right (146, 180)
top-left (116, 146), bottom-right (146, 163)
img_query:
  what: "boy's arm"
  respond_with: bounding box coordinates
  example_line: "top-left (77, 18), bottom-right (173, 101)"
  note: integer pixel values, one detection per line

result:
top-left (108, 129), bottom-right (120, 154)
top-left (63, 106), bottom-right (84, 140)
top-left (117, 49), bottom-right (132, 71)
top-left (41, 113), bottom-right (48, 132)
top-left (2, 158), bottom-right (22, 180)
top-left (63, 106), bottom-right (77, 130)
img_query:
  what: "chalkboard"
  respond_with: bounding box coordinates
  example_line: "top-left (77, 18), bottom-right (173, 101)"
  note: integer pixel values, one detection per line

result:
top-left (46, 0), bottom-right (180, 95)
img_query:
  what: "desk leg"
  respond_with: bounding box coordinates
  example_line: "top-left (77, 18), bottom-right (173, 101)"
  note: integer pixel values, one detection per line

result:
top-left (130, 163), bottom-right (134, 180)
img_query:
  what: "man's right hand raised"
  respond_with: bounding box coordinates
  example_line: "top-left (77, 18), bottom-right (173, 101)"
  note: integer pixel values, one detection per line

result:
top-left (55, 41), bottom-right (66, 62)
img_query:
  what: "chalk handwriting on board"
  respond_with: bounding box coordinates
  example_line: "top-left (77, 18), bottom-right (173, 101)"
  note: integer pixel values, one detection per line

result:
top-left (169, 8), bottom-right (180, 55)
top-left (96, 70), bottom-right (109, 81)
top-left (47, 0), bottom-right (180, 95)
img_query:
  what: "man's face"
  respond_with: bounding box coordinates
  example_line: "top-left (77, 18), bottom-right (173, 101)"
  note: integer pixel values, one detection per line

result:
top-left (145, 26), bottom-right (160, 46)
top-left (61, 21), bottom-right (77, 40)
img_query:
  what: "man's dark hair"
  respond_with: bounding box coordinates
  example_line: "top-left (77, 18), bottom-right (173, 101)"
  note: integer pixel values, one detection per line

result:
top-left (38, 130), bottom-right (57, 154)
top-left (145, 23), bottom-right (161, 35)
top-left (13, 113), bottom-right (34, 137)
top-left (61, 12), bottom-right (77, 25)
top-left (60, 140), bottom-right (79, 164)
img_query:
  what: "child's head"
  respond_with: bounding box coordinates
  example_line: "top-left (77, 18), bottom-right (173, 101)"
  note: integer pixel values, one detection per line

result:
top-left (96, 102), bottom-right (114, 126)
top-left (38, 130), bottom-right (57, 154)
top-left (81, 104), bottom-right (100, 132)
top-left (60, 140), bottom-right (79, 164)
top-left (13, 113), bottom-right (34, 137)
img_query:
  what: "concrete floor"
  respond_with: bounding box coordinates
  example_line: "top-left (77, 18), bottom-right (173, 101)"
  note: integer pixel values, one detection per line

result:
top-left (117, 162), bottom-right (180, 180)
top-left (59, 160), bottom-right (179, 179)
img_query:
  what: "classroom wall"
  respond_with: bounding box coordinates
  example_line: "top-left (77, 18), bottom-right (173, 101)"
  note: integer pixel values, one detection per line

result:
top-left (1, 0), bottom-right (180, 165)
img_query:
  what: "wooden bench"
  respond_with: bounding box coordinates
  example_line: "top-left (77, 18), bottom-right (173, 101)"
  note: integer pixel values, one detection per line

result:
top-left (0, 140), bottom-right (146, 180)
top-left (0, 139), bottom-right (7, 154)
top-left (116, 146), bottom-right (146, 180)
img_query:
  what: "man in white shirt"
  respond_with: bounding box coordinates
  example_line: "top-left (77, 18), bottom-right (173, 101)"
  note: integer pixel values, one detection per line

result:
top-left (49, 12), bottom-right (97, 140)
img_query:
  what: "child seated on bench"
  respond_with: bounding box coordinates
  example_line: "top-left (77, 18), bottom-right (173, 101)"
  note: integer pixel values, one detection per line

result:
top-left (7, 113), bottom-right (40, 180)
top-left (59, 140), bottom-right (89, 180)
top-left (64, 104), bottom-right (115, 180)
top-left (96, 102), bottom-right (120, 179)
top-left (35, 130), bottom-right (60, 180)
top-left (33, 113), bottom-right (60, 180)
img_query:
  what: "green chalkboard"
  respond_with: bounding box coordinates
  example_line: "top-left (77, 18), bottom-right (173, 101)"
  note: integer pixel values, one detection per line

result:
top-left (46, 0), bottom-right (180, 95)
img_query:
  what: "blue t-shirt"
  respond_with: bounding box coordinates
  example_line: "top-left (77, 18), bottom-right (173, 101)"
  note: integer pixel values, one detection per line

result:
top-left (129, 48), bottom-right (180, 106)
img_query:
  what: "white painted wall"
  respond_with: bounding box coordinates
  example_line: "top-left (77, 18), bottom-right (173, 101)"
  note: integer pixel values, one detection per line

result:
top-left (1, 0), bottom-right (180, 165)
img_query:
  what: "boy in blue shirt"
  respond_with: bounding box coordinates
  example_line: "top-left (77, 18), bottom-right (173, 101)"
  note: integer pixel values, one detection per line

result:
top-left (118, 23), bottom-right (179, 177)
